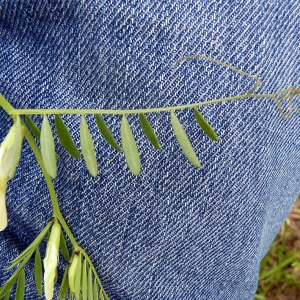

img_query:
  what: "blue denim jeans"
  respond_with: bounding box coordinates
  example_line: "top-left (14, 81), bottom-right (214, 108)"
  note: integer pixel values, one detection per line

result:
top-left (0, 1), bottom-right (299, 299)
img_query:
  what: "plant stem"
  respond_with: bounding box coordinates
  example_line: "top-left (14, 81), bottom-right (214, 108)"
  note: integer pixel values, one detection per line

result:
top-left (7, 92), bottom-right (287, 116)
top-left (22, 123), bottom-right (78, 247)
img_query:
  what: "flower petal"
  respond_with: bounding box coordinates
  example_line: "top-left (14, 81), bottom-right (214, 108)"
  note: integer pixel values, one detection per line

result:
top-left (0, 176), bottom-right (8, 231)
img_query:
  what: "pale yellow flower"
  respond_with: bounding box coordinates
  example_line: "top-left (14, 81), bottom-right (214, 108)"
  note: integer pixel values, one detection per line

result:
top-left (68, 252), bottom-right (79, 293)
top-left (0, 123), bottom-right (23, 231)
top-left (43, 222), bottom-right (61, 300)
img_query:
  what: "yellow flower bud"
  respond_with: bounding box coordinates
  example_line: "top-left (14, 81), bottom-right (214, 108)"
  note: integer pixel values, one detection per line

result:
top-left (68, 252), bottom-right (80, 293)
top-left (43, 222), bottom-right (61, 300)
top-left (0, 121), bottom-right (24, 231)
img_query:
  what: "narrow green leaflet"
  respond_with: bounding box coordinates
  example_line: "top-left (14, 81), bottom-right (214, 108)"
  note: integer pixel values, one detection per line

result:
top-left (41, 115), bottom-right (57, 178)
top-left (80, 115), bottom-right (98, 177)
top-left (4, 289), bottom-right (11, 300)
top-left (170, 111), bottom-right (202, 168)
top-left (9, 116), bottom-right (24, 179)
top-left (88, 267), bottom-right (93, 300)
top-left (25, 115), bottom-right (60, 160)
top-left (193, 108), bottom-right (219, 142)
top-left (34, 248), bottom-right (43, 296)
top-left (82, 259), bottom-right (87, 300)
top-left (9, 221), bottom-right (53, 267)
top-left (75, 253), bottom-right (82, 300)
top-left (55, 115), bottom-right (81, 158)
top-left (58, 266), bottom-right (69, 300)
top-left (6, 249), bottom-right (35, 272)
top-left (100, 290), bottom-right (105, 300)
top-left (139, 113), bottom-right (163, 150)
top-left (93, 279), bottom-right (98, 300)
top-left (15, 269), bottom-right (25, 300)
top-left (120, 115), bottom-right (140, 175)
top-left (8, 248), bottom-right (33, 270)
top-left (95, 115), bottom-right (122, 152)
top-left (103, 289), bottom-right (109, 300)
top-left (59, 231), bottom-right (70, 261)
top-left (25, 115), bottom-right (41, 141)
top-left (0, 279), bottom-right (15, 299)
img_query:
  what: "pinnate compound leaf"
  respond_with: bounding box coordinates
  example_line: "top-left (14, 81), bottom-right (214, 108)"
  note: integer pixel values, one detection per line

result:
top-left (9, 116), bottom-right (24, 179)
top-left (193, 108), bottom-right (219, 142)
top-left (95, 115), bottom-right (122, 152)
top-left (34, 248), bottom-right (43, 296)
top-left (25, 115), bottom-right (41, 141)
top-left (80, 115), bottom-right (98, 177)
top-left (139, 113), bottom-right (162, 150)
top-left (41, 115), bottom-right (57, 178)
top-left (121, 115), bottom-right (140, 175)
top-left (15, 269), bottom-right (25, 300)
top-left (88, 267), bottom-right (93, 300)
top-left (58, 265), bottom-right (69, 300)
top-left (82, 259), bottom-right (87, 300)
top-left (170, 111), bottom-right (202, 168)
top-left (59, 231), bottom-right (70, 261)
top-left (75, 253), bottom-right (82, 300)
top-left (55, 115), bottom-right (81, 158)
top-left (93, 279), bottom-right (98, 300)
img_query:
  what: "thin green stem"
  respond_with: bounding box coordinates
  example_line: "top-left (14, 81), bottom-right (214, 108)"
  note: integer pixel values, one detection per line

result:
top-left (22, 122), bottom-right (78, 247)
top-left (7, 91), bottom-right (292, 116)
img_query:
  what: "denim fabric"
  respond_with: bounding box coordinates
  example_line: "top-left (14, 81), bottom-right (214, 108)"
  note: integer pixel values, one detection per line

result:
top-left (0, 1), bottom-right (300, 299)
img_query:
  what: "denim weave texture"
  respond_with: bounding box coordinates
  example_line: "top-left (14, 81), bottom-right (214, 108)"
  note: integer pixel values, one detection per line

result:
top-left (0, 1), bottom-right (299, 299)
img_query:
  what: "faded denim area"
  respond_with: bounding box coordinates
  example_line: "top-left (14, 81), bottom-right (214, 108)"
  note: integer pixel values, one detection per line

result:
top-left (0, 1), bottom-right (299, 299)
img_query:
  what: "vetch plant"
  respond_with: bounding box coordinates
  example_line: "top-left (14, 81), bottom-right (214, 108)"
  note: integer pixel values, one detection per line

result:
top-left (0, 55), bottom-right (299, 299)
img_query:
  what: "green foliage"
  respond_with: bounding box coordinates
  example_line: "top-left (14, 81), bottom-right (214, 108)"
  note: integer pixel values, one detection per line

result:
top-left (88, 267), bottom-right (93, 300)
top-left (256, 221), bottom-right (300, 299)
top-left (25, 115), bottom-right (41, 141)
top-left (170, 111), bottom-right (201, 168)
top-left (59, 231), bottom-right (70, 262)
top-left (139, 113), bottom-right (162, 150)
top-left (2, 55), bottom-right (299, 300)
top-left (34, 248), bottom-right (43, 296)
top-left (0, 220), bottom-right (110, 300)
top-left (23, 107), bottom-right (222, 176)
top-left (80, 115), bottom-right (98, 177)
top-left (93, 279), bottom-right (98, 300)
top-left (82, 258), bottom-right (88, 300)
top-left (121, 115), bottom-right (141, 175)
top-left (55, 115), bottom-right (81, 158)
top-left (95, 115), bottom-right (122, 152)
top-left (41, 115), bottom-right (57, 178)
top-left (15, 269), bottom-right (25, 300)
top-left (193, 108), bottom-right (219, 142)
top-left (58, 266), bottom-right (69, 300)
